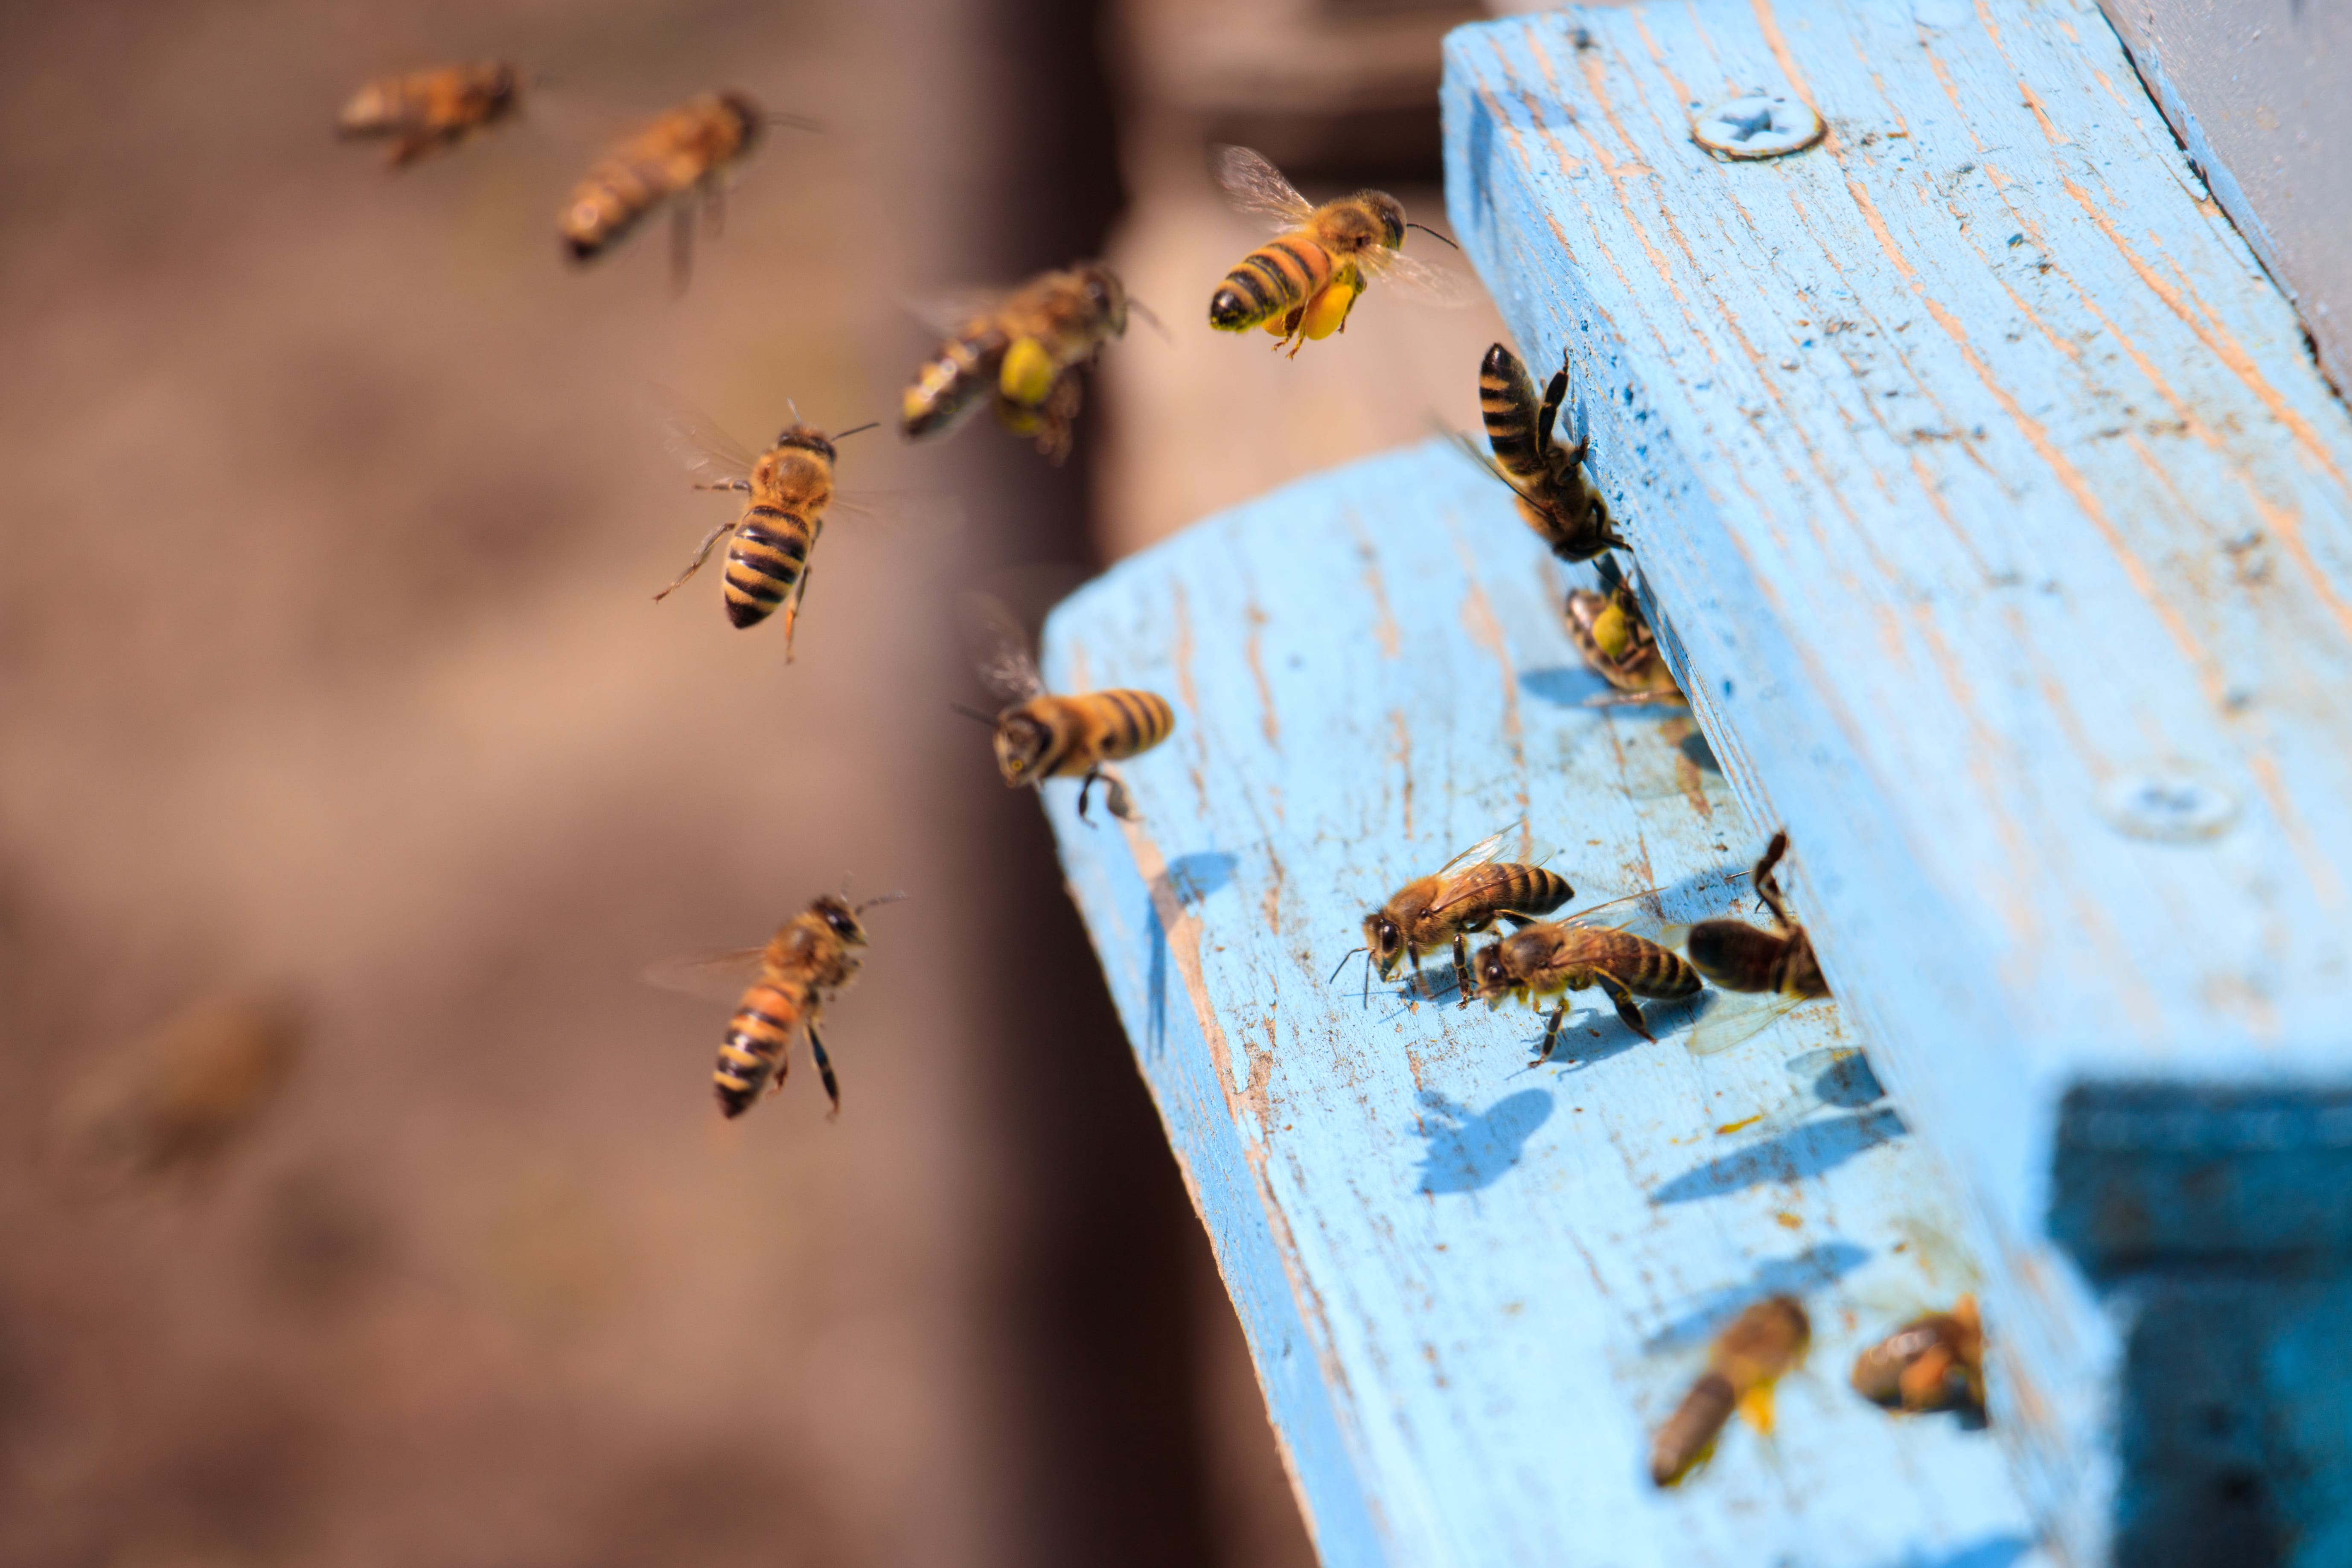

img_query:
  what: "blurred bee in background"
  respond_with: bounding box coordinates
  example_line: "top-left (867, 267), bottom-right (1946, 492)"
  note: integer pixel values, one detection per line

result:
top-left (1472, 893), bottom-right (1700, 1059)
top-left (652, 393), bottom-right (882, 657)
top-left (1453, 342), bottom-right (1626, 564)
top-left (337, 61), bottom-right (523, 169)
top-left (1686, 830), bottom-right (1830, 999)
top-left (1207, 146), bottom-right (1463, 356)
top-left (51, 989), bottom-right (307, 1196)
top-left (560, 90), bottom-right (813, 292)
top-left (1566, 556), bottom-right (1684, 707)
top-left (1331, 827), bottom-right (1572, 1005)
top-left (1852, 1296), bottom-right (1986, 1419)
top-left (648, 890), bottom-right (903, 1119)
top-left (901, 262), bottom-right (1154, 465)
top-left (959, 595), bottom-right (1175, 822)
top-left (1650, 1295), bottom-right (1811, 1487)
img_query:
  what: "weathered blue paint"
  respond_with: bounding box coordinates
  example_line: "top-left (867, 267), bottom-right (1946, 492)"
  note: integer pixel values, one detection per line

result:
top-left (1441, 2), bottom-right (2352, 1562)
top-left (1040, 444), bottom-right (2041, 1565)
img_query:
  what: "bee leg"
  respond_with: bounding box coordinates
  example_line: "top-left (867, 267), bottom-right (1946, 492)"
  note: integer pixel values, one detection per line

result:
top-left (1535, 1001), bottom-right (1569, 1064)
top-left (1538, 357), bottom-right (1570, 459)
top-left (654, 517), bottom-right (739, 602)
top-left (779, 566), bottom-right (814, 663)
top-left (1598, 976), bottom-right (1656, 1043)
top-left (669, 204), bottom-right (695, 298)
top-left (1452, 934), bottom-right (1475, 1008)
top-left (1103, 772), bottom-right (1137, 822)
top-left (808, 1023), bottom-right (841, 1120)
top-left (702, 178), bottom-right (727, 240)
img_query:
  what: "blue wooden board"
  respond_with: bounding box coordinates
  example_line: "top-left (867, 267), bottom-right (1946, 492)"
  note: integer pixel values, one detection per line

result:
top-left (1040, 445), bottom-right (2041, 1568)
top-left (1439, 2), bottom-right (2352, 1562)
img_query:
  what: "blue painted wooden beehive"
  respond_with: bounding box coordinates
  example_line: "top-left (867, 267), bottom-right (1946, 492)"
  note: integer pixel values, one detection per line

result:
top-left (1036, 1), bottom-right (2352, 1562)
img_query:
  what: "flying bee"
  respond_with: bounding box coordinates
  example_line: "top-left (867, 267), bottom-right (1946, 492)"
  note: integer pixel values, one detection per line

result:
top-left (1472, 892), bottom-right (1701, 1060)
top-left (902, 262), bottom-right (1152, 464)
top-left (1331, 828), bottom-right (1573, 1006)
top-left (561, 90), bottom-right (812, 291)
top-left (1686, 830), bottom-right (1830, 998)
top-left (1450, 341), bottom-right (1627, 563)
top-left (647, 890), bottom-right (903, 1119)
top-left (651, 392), bottom-right (886, 657)
top-left (1566, 556), bottom-right (1684, 707)
top-left (960, 595), bottom-right (1176, 822)
top-left (1650, 1295), bottom-right (1811, 1487)
top-left (337, 61), bottom-right (522, 169)
top-left (1207, 146), bottom-right (1464, 356)
top-left (1851, 1295), bottom-right (1986, 1418)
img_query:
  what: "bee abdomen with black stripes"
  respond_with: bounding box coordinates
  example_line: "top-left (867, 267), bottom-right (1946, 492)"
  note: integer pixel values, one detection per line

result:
top-left (1092, 689), bottom-right (1176, 760)
top-left (1209, 236), bottom-right (1333, 330)
top-left (1479, 342), bottom-right (1549, 482)
top-left (722, 508), bottom-right (813, 629)
top-left (715, 978), bottom-right (806, 1118)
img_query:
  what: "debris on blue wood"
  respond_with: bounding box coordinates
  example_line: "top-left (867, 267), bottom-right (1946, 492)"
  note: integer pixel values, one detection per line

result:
top-left (1442, 2), bottom-right (2352, 1563)
top-left (1042, 443), bottom-right (2042, 1567)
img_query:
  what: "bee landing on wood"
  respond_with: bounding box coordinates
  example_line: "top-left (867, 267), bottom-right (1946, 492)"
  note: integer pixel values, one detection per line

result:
top-left (1686, 829), bottom-right (1831, 998)
top-left (960, 596), bottom-right (1175, 823)
top-left (901, 262), bottom-right (1145, 465)
top-left (1471, 894), bottom-right (1700, 1061)
top-left (1566, 556), bottom-right (1684, 707)
top-left (1206, 147), bottom-right (1464, 357)
top-left (1331, 828), bottom-right (1572, 1007)
top-left (1851, 1296), bottom-right (1985, 1419)
top-left (1450, 341), bottom-right (1627, 564)
top-left (337, 61), bottom-right (523, 169)
top-left (1650, 1295), bottom-right (1810, 1487)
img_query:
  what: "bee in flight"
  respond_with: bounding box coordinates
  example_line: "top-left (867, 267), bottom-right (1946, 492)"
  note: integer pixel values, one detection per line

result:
top-left (1452, 341), bottom-right (1627, 564)
top-left (1472, 891), bottom-right (1701, 1060)
top-left (652, 393), bottom-right (881, 658)
top-left (648, 890), bottom-right (902, 1120)
top-left (337, 61), bottom-right (523, 169)
top-left (960, 595), bottom-right (1175, 822)
top-left (1566, 556), bottom-right (1684, 707)
top-left (560, 90), bottom-right (813, 291)
top-left (1331, 827), bottom-right (1573, 1005)
top-left (1650, 1295), bottom-right (1810, 1487)
top-left (1207, 146), bottom-right (1462, 356)
top-left (1686, 830), bottom-right (1830, 998)
top-left (901, 262), bottom-right (1151, 465)
top-left (1851, 1296), bottom-right (1986, 1419)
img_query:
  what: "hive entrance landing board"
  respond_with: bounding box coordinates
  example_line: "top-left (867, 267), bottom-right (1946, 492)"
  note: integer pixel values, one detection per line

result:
top-left (1040, 443), bottom-right (2037, 1568)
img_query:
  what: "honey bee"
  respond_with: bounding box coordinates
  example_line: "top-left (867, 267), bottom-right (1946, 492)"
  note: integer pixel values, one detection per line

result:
top-left (961, 596), bottom-right (1176, 822)
top-left (561, 90), bottom-right (810, 291)
top-left (337, 61), bottom-right (522, 169)
top-left (1851, 1296), bottom-right (1986, 1418)
top-left (1332, 828), bottom-right (1573, 1005)
top-left (1686, 830), bottom-right (1830, 998)
top-left (1451, 342), bottom-right (1626, 563)
top-left (52, 989), bottom-right (307, 1194)
top-left (1472, 893), bottom-right (1701, 1060)
top-left (1566, 557), bottom-right (1684, 706)
top-left (902, 262), bottom-right (1147, 464)
top-left (1650, 1295), bottom-right (1811, 1487)
top-left (648, 891), bottom-right (902, 1119)
top-left (652, 393), bottom-right (880, 657)
top-left (1207, 146), bottom-right (1463, 356)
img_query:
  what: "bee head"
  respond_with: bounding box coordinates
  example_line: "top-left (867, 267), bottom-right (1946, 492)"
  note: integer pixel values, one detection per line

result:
top-left (1073, 261), bottom-right (1128, 333)
top-left (484, 61), bottom-right (522, 113)
top-left (1362, 911), bottom-right (1406, 977)
top-left (1359, 190), bottom-right (1408, 249)
top-left (992, 710), bottom-right (1052, 786)
top-left (775, 424), bottom-right (837, 462)
top-left (717, 89), bottom-right (766, 148)
top-left (811, 893), bottom-right (867, 945)
top-left (1472, 939), bottom-right (1514, 1001)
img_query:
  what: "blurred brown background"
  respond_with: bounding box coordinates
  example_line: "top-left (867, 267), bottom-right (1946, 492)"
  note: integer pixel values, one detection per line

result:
top-left (0, 0), bottom-right (1496, 1563)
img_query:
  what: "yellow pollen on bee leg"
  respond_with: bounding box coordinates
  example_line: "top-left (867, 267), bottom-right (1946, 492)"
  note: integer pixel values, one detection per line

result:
top-left (1736, 1385), bottom-right (1778, 1435)
top-left (1299, 273), bottom-right (1361, 340)
top-left (1592, 599), bottom-right (1635, 659)
top-left (998, 337), bottom-right (1057, 406)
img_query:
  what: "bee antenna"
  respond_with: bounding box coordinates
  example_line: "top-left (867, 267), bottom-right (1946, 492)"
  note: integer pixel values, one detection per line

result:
top-left (831, 421), bottom-right (881, 441)
top-left (948, 701), bottom-right (999, 726)
top-left (1126, 297), bottom-right (1171, 342)
top-left (1406, 221), bottom-right (1461, 250)
top-left (1326, 946), bottom-right (1366, 986)
top-left (855, 890), bottom-right (910, 913)
top-left (766, 112), bottom-right (824, 133)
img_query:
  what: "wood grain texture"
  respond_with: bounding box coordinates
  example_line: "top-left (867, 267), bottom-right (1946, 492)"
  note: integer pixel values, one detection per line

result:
top-left (1442, 1), bottom-right (2352, 1560)
top-left (1040, 445), bottom-right (2040, 1567)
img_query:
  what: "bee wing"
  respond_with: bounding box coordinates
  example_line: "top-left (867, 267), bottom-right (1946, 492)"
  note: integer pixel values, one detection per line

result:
top-left (1683, 991), bottom-right (1821, 1058)
top-left (1561, 886), bottom-right (1679, 945)
top-left (1433, 826), bottom-right (1516, 877)
top-left (829, 489), bottom-right (969, 540)
top-left (1214, 144), bottom-right (1316, 230)
top-left (1435, 422), bottom-right (1548, 509)
top-left (959, 592), bottom-right (1047, 704)
top-left (1358, 246), bottom-right (1475, 308)
top-left (640, 946), bottom-right (767, 1004)
top-left (901, 285), bottom-right (1013, 338)
top-left (648, 385), bottom-right (758, 488)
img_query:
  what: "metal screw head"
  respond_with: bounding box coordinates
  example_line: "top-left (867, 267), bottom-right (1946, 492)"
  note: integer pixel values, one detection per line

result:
top-left (2097, 768), bottom-right (2240, 844)
top-left (1692, 95), bottom-right (1825, 160)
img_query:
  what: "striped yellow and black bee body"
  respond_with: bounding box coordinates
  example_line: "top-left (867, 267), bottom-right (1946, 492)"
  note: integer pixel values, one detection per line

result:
top-left (1851, 1296), bottom-right (1985, 1417)
top-left (656, 415), bottom-right (859, 658)
top-left (337, 61), bottom-right (521, 168)
top-left (902, 262), bottom-right (1131, 464)
top-left (1211, 189), bottom-right (1401, 352)
top-left (992, 691), bottom-right (1176, 821)
top-left (560, 90), bottom-right (763, 279)
top-left (1358, 832), bottom-right (1573, 1005)
top-left (1564, 558), bottom-right (1684, 706)
top-left (1650, 1296), bottom-right (1810, 1488)
top-left (1474, 918), bottom-right (1700, 1059)
top-left (713, 894), bottom-right (870, 1119)
top-left (1476, 341), bottom-right (1627, 564)
top-left (1686, 830), bottom-right (1831, 998)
